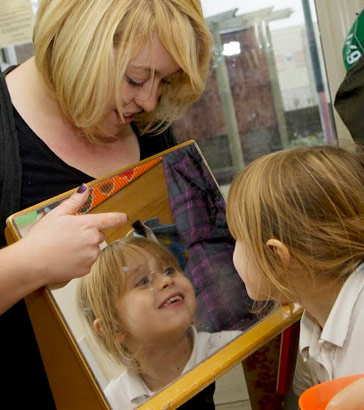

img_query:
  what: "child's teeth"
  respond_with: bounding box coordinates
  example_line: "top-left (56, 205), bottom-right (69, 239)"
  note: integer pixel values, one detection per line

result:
top-left (166, 296), bottom-right (182, 304)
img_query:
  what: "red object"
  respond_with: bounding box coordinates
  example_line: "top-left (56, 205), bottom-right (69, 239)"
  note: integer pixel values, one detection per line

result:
top-left (277, 321), bottom-right (300, 395)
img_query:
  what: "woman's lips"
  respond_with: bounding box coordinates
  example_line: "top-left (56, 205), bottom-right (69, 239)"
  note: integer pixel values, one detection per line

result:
top-left (114, 110), bottom-right (135, 124)
top-left (124, 113), bottom-right (135, 124)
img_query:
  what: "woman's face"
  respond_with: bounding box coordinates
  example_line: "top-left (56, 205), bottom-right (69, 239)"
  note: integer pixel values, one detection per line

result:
top-left (104, 36), bottom-right (180, 136)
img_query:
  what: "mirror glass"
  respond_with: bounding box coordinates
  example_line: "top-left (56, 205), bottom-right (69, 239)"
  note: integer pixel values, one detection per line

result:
top-left (12, 142), bottom-right (274, 409)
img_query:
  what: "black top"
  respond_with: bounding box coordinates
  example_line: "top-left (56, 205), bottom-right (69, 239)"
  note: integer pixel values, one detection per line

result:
top-left (15, 106), bottom-right (176, 210)
top-left (0, 66), bottom-right (176, 409)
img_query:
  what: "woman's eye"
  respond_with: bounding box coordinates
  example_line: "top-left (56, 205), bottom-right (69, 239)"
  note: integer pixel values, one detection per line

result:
top-left (126, 76), bottom-right (144, 88)
top-left (164, 267), bottom-right (175, 276)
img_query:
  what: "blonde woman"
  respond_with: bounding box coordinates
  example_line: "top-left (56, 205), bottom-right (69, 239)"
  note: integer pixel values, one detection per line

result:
top-left (0, 0), bottom-right (212, 407)
top-left (78, 237), bottom-right (241, 409)
top-left (226, 145), bottom-right (364, 403)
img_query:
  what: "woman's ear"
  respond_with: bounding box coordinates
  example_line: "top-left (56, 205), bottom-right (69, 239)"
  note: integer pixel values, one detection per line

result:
top-left (266, 239), bottom-right (290, 265)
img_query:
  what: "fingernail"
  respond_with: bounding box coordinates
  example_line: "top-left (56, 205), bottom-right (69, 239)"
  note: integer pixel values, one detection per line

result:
top-left (77, 184), bottom-right (87, 194)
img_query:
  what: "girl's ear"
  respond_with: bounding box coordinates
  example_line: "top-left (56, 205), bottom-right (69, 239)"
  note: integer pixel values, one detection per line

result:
top-left (93, 318), bottom-right (103, 336)
top-left (93, 318), bottom-right (126, 343)
top-left (266, 239), bottom-right (290, 265)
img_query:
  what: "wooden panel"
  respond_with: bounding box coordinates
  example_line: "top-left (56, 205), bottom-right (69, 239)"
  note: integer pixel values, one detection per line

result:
top-left (90, 163), bottom-right (172, 243)
top-left (25, 289), bottom-right (109, 410)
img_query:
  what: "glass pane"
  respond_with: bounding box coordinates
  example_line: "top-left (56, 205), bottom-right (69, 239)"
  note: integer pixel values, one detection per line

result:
top-left (173, 0), bottom-right (337, 189)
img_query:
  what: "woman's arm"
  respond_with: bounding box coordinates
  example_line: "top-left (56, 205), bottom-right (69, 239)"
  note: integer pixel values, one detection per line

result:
top-left (0, 186), bottom-right (128, 314)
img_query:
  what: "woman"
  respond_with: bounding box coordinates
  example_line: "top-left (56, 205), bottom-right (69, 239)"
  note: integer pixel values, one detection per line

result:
top-left (0, 0), bottom-right (212, 407)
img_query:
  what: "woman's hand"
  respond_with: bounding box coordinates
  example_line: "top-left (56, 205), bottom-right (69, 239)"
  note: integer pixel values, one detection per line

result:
top-left (325, 376), bottom-right (364, 410)
top-left (0, 185), bottom-right (128, 313)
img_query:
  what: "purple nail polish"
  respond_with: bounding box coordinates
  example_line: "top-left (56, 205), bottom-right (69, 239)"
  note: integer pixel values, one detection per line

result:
top-left (77, 184), bottom-right (87, 194)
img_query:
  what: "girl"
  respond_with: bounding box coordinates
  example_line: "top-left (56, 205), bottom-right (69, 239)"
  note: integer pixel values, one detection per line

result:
top-left (226, 145), bottom-right (364, 397)
top-left (77, 237), bottom-right (241, 409)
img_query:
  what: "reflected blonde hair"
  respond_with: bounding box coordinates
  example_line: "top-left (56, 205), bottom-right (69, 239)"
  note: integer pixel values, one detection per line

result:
top-left (77, 237), bottom-right (182, 366)
top-left (34, 0), bottom-right (212, 142)
top-left (227, 145), bottom-right (364, 301)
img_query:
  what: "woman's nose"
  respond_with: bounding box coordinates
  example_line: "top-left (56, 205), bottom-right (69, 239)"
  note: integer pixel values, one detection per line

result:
top-left (135, 82), bottom-right (162, 112)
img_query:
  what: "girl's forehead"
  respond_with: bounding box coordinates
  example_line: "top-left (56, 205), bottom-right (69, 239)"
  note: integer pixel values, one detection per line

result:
top-left (123, 246), bottom-right (165, 272)
top-left (123, 247), bottom-right (150, 267)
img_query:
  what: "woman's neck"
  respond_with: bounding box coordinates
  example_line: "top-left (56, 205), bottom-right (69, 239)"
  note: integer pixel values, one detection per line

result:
top-left (6, 57), bottom-right (78, 135)
top-left (136, 329), bottom-right (194, 391)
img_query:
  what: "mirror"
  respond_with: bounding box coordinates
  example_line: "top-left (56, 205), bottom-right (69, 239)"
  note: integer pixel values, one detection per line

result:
top-left (7, 141), bottom-right (276, 409)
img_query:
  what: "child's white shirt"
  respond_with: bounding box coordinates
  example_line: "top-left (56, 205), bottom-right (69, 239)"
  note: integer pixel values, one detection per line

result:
top-left (293, 263), bottom-right (364, 396)
top-left (104, 326), bottom-right (242, 410)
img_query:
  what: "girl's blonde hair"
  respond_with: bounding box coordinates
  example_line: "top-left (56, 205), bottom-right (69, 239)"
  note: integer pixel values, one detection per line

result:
top-left (227, 145), bottom-right (364, 301)
top-left (77, 236), bottom-right (182, 366)
top-left (34, 0), bottom-right (212, 142)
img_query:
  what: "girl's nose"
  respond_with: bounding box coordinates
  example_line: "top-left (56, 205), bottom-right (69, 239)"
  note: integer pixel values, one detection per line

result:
top-left (158, 273), bottom-right (174, 289)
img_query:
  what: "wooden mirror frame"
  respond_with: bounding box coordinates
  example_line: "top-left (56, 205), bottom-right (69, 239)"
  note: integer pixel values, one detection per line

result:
top-left (5, 141), bottom-right (302, 410)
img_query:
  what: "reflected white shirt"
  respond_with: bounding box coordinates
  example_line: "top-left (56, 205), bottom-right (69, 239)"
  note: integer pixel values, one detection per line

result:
top-left (104, 326), bottom-right (241, 410)
top-left (293, 263), bottom-right (364, 396)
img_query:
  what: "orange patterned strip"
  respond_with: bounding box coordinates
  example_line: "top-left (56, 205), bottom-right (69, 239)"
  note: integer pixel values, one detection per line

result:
top-left (78, 157), bottom-right (163, 214)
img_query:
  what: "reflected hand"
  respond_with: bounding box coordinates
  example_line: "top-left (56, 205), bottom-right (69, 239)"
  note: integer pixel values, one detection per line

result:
top-left (18, 185), bottom-right (128, 287)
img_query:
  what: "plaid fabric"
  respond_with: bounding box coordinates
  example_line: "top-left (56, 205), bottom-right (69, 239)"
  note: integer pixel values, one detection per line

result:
top-left (163, 144), bottom-right (258, 332)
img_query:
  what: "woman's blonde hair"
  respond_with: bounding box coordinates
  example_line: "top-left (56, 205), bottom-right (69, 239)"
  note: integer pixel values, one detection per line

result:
top-left (227, 145), bottom-right (364, 302)
top-left (77, 236), bottom-right (182, 366)
top-left (34, 0), bottom-right (212, 142)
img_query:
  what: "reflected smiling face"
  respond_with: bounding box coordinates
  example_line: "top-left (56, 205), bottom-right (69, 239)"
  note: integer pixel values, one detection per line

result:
top-left (116, 249), bottom-right (196, 344)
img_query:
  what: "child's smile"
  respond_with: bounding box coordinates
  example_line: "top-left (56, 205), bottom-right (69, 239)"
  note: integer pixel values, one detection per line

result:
top-left (158, 292), bottom-right (185, 309)
top-left (116, 249), bottom-right (196, 343)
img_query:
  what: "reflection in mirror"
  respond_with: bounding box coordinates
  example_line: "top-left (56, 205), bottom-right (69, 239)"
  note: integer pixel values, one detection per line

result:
top-left (12, 142), bottom-right (274, 409)
top-left (77, 236), bottom-right (242, 409)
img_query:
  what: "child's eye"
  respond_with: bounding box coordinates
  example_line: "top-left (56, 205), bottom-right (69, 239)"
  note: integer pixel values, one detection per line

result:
top-left (164, 267), bottom-right (176, 276)
top-left (136, 276), bottom-right (150, 287)
top-left (126, 76), bottom-right (144, 88)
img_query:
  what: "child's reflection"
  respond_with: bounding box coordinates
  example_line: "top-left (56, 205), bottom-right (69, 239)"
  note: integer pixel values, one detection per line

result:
top-left (77, 237), bottom-right (241, 409)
